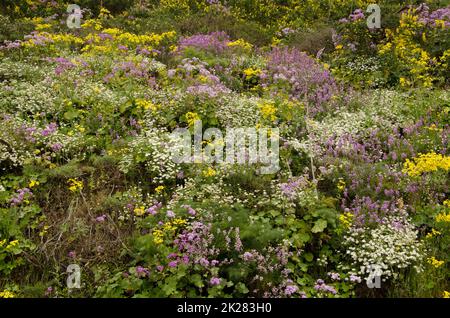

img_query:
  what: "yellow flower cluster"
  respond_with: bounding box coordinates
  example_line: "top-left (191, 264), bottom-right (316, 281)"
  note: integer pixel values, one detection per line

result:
top-left (443, 199), bottom-right (450, 208)
top-left (185, 112), bottom-right (201, 127)
top-left (425, 228), bottom-right (441, 239)
top-left (0, 290), bottom-right (15, 298)
top-left (135, 99), bottom-right (158, 111)
top-left (67, 178), bottom-right (83, 192)
top-left (152, 218), bottom-right (187, 244)
top-left (427, 256), bottom-right (444, 268)
top-left (152, 229), bottom-right (164, 244)
top-left (29, 180), bottom-right (40, 188)
top-left (155, 185), bottom-right (165, 194)
top-left (378, 10), bottom-right (445, 88)
top-left (337, 179), bottom-right (346, 192)
top-left (443, 291), bottom-right (450, 298)
top-left (227, 39), bottom-right (253, 51)
top-left (0, 239), bottom-right (19, 250)
top-left (134, 206), bottom-right (146, 216)
top-left (259, 102), bottom-right (277, 122)
top-left (243, 67), bottom-right (262, 79)
top-left (402, 153), bottom-right (450, 177)
top-left (203, 167), bottom-right (216, 177)
top-left (436, 212), bottom-right (450, 223)
top-left (339, 212), bottom-right (354, 229)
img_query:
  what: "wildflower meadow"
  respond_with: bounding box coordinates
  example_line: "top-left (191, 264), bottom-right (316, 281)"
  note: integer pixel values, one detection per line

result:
top-left (0, 0), bottom-right (449, 300)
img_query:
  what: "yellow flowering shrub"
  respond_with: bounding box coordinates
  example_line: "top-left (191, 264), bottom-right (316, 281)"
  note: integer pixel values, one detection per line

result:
top-left (67, 178), bottom-right (83, 192)
top-left (402, 152), bottom-right (450, 177)
top-left (427, 256), bottom-right (444, 268)
top-left (185, 112), bottom-right (201, 127)
top-left (227, 39), bottom-right (253, 51)
top-left (378, 9), bottom-right (448, 88)
top-left (258, 102), bottom-right (277, 122)
top-left (0, 290), bottom-right (15, 298)
top-left (339, 212), bottom-right (354, 229)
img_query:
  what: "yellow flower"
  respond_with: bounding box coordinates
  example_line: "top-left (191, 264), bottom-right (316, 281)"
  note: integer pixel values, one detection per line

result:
top-left (185, 112), bottom-right (200, 127)
top-left (259, 102), bottom-right (277, 122)
top-left (339, 212), bottom-right (353, 229)
top-left (203, 167), bottom-right (216, 177)
top-left (443, 291), bottom-right (450, 298)
top-left (443, 199), bottom-right (450, 208)
top-left (67, 178), bottom-right (83, 192)
top-left (36, 23), bottom-right (52, 31)
top-left (6, 240), bottom-right (19, 249)
top-left (243, 67), bottom-right (262, 78)
top-left (155, 185), bottom-right (165, 194)
top-left (337, 179), bottom-right (346, 192)
top-left (425, 228), bottom-right (441, 239)
top-left (29, 180), bottom-right (40, 188)
top-left (135, 98), bottom-right (158, 111)
top-left (402, 153), bottom-right (450, 177)
top-left (335, 44), bottom-right (343, 50)
top-left (227, 39), bottom-right (252, 51)
top-left (436, 212), bottom-right (450, 223)
top-left (152, 229), bottom-right (164, 244)
top-left (134, 206), bottom-right (145, 216)
top-left (427, 256), bottom-right (444, 268)
top-left (0, 290), bottom-right (15, 298)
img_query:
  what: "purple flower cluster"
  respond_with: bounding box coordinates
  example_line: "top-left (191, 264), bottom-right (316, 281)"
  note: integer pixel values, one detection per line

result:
top-left (173, 221), bottom-right (220, 268)
top-left (135, 266), bottom-right (150, 278)
top-left (210, 277), bottom-right (221, 286)
top-left (178, 31), bottom-right (230, 53)
top-left (279, 176), bottom-right (307, 199)
top-left (349, 9), bottom-right (365, 22)
top-left (181, 204), bottom-right (197, 216)
top-left (10, 188), bottom-right (33, 206)
top-left (146, 202), bottom-right (162, 215)
top-left (265, 47), bottom-right (339, 116)
top-left (314, 279), bottom-right (337, 295)
top-left (417, 4), bottom-right (450, 28)
top-left (103, 60), bottom-right (156, 87)
top-left (41, 122), bottom-right (58, 136)
top-left (45, 57), bottom-right (76, 76)
top-left (170, 57), bottom-right (231, 98)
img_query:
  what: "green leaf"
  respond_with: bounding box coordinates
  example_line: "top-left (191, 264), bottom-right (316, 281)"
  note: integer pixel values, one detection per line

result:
top-left (63, 110), bottom-right (79, 120)
top-left (304, 252), bottom-right (313, 262)
top-left (311, 219), bottom-right (327, 233)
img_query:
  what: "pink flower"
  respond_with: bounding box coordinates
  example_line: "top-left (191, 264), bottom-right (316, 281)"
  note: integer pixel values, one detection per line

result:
top-left (210, 277), bottom-right (221, 286)
top-left (168, 261), bottom-right (178, 268)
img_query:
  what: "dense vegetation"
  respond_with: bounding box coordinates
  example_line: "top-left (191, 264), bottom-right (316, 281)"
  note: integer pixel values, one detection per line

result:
top-left (0, 0), bottom-right (449, 298)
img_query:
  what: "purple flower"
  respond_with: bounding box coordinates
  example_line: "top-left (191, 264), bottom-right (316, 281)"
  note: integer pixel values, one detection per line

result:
top-left (168, 261), bottom-right (178, 268)
top-left (242, 252), bottom-right (253, 261)
top-left (50, 143), bottom-right (63, 152)
top-left (328, 272), bottom-right (341, 281)
top-left (95, 214), bottom-right (107, 223)
top-left (45, 287), bottom-right (53, 296)
top-left (167, 253), bottom-right (178, 259)
top-left (136, 266), bottom-right (150, 277)
top-left (285, 285), bottom-right (298, 296)
top-left (167, 210), bottom-right (175, 218)
top-left (210, 277), bottom-right (221, 286)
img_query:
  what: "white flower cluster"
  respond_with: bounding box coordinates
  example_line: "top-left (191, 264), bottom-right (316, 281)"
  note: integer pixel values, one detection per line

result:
top-left (343, 215), bottom-right (424, 280)
top-left (216, 94), bottom-right (260, 128)
top-left (118, 128), bottom-right (180, 184)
